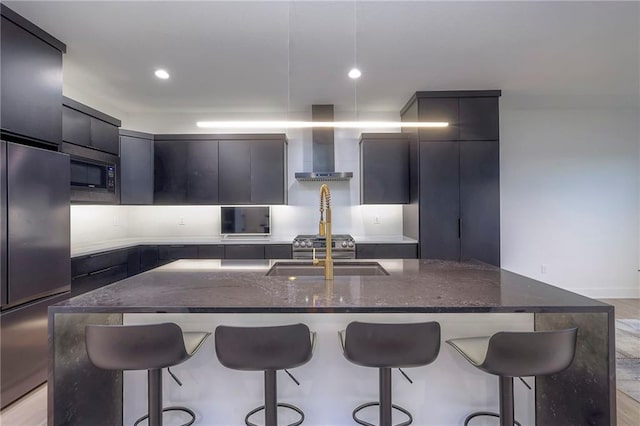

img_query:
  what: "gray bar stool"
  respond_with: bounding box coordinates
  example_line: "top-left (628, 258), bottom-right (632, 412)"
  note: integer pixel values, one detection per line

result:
top-left (339, 321), bottom-right (441, 426)
top-left (85, 323), bottom-right (211, 426)
top-left (446, 328), bottom-right (578, 426)
top-left (215, 323), bottom-right (315, 426)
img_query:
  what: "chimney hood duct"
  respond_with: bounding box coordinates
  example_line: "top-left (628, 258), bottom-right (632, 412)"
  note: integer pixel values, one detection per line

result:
top-left (295, 105), bottom-right (353, 182)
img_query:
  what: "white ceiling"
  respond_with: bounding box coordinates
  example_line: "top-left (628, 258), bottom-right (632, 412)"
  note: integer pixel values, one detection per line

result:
top-left (5, 1), bottom-right (640, 114)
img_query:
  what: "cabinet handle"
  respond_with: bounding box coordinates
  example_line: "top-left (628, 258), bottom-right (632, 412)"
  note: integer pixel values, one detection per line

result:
top-left (458, 218), bottom-right (462, 239)
top-left (89, 265), bottom-right (124, 276)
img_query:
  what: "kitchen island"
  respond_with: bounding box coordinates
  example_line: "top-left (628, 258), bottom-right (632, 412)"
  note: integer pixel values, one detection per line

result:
top-left (49, 259), bottom-right (615, 425)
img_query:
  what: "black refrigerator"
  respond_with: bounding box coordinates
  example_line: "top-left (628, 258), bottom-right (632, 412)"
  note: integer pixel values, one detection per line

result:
top-left (1, 140), bottom-right (71, 408)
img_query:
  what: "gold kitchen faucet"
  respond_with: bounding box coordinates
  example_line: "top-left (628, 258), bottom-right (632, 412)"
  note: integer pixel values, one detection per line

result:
top-left (313, 184), bottom-right (333, 280)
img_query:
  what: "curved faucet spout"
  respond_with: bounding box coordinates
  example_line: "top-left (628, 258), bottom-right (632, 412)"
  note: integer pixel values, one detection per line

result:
top-left (315, 184), bottom-right (333, 280)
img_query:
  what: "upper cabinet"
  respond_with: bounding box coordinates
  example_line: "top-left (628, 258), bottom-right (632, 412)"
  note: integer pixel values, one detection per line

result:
top-left (120, 130), bottom-right (154, 205)
top-left (62, 97), bottom-right (121, 155)
top-left (218, 137), bottom-right (287, 205)
top-left (359, 133), bottom-right (410, 204)
top-left (0, 5), bottom-right (66, 145)
top-left (405, 91), bottom-right (501, 142)
top-left (154, 136), bottom-right (216, 205)
top-left (153, 134), bottom-right (286, 205)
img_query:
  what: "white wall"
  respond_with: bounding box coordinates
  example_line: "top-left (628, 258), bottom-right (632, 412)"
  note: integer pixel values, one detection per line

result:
top-left (500, 105), bottom-right (639, 298)
top-left (68, 95), bottom-right (640, 298)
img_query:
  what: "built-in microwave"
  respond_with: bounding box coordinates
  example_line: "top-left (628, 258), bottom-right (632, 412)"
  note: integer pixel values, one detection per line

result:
top-left (61, 142), bottom-right (120, 204)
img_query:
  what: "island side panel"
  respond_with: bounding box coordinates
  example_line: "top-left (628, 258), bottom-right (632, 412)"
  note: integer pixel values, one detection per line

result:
top-left (49, 312), bottom-right (123, 426)
top-left (534, 311), bottom-right (615, 426)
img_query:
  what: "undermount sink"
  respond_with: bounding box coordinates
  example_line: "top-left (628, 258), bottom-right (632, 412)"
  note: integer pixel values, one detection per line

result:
top-left (266, 261), bottom-right (389, 277)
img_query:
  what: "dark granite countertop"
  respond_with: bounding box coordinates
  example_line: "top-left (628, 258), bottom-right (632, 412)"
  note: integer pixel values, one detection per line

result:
top-left (52, 259), bottom-right (611, 314)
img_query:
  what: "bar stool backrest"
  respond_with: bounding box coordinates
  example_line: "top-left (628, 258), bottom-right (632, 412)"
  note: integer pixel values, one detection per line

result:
top-left (344, 321), bottom-right (441, 368)
top-left (481, 328), bottom-right (578, 377)
top-left (215, 323), bottom-right (313, 371)
top-left (85, 323), bottom-right (191, 371)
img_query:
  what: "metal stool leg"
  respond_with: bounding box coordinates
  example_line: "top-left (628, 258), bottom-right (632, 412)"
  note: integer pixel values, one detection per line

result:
top-left (148, 369), bottom-right (163, 426)
top-left (380, 368), bottom-right (392, 426)
top-left (134, 406), bottom-right (196, 426)
top-left (244, 370), bottom-right (305, 426)
top-left (499, 377), bottom-right (514, 426)
top-left (463, 377), bottom-right (521, 426)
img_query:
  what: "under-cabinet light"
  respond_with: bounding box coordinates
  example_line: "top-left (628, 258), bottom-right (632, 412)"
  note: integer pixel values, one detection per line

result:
top-left (196, 121), bottom-right (448, 129)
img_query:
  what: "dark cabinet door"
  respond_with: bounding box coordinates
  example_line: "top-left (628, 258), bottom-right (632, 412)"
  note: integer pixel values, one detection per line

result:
top-left (198, 245), bottom-right (224, 259)
top-left (139, 246), bottom-right (160, 272)
top-left (90, 118), bottom-right (119, 155)
top-left (356, 244), bottom-right (418, 259)
top-left (121, 134), bottom-right (154, 204)
top-left (158, 245), bottom-right (199, 260)
top-left (419, 142), bottom-right (460, 260)
top-left (0, 16), bottom-right (62, 145)
top-left (460, 141), bottom-right (500, 266)
top-left (264, 244), bottom-right (292, 259)
top-left (360, 137), bottom-right (409, 204)
top-left (71, 249), bottom-right (130, 278)
top-left (418, 98), bottom-right (458, 141)
top-left (187, 140), bottom-right (219, 204)
top-left (224, 245), bottom-right (265, 259)
top-left (219, 141), bottom-right (251, 204)
top-left (154, 140), bottom-right (188, 204)
top-left (62, 106), bottom-right (91, 146)
top-left (459, 97), bottom-right (499, 141)
top-left (71, 264), bottom-right (128, 297)
top-left (250, 140), bottom-right (285, 204)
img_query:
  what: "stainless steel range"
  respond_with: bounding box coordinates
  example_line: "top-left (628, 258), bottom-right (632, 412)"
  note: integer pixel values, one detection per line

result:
top-left (292, 234), bottom-right (356, 259)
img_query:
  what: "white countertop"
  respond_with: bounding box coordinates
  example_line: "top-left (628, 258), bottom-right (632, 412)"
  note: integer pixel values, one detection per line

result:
top-left (71, 235), bottom-right (418, 257)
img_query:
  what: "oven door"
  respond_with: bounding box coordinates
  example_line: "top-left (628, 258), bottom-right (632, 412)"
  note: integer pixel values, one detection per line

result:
top-left (62, 143), bottom-right (120, 204)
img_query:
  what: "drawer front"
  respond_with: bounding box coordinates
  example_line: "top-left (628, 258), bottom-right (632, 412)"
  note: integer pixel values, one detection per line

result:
top-left (71, 264), bottom-right (128, 297)
top-left (158, 245), bottom-right (199, 260)
top-left (264, 244), bottom-right (292, 259)
top-left (198, 245), bottom-right (224, 259)
top-left (72, 248), bottom-right (130, 277)
top-left (224, 245), bottom-right (265, 259)
top-left (356, 244), bottom-right (418, 259)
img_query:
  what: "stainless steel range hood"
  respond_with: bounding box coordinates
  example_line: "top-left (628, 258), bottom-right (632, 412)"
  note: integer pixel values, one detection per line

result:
top-left (295, 105), bottom-right (353, 182)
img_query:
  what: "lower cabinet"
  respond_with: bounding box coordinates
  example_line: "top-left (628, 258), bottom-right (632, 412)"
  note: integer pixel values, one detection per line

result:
top-left (71, 247), bottom-right (140, 297)
top-left (71, 243), bottom-right (294, 294)
top-left (158, 245), bottom-right (199, 260)
top-left (224, 245), bottom-right (265, 259)
top-left (265, 244), bottom-right (292, 259)
top-left (356, 244), bottom-right (418, 259)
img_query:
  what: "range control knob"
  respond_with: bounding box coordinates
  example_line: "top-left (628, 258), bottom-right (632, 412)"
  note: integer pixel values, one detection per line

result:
top-left (294, 241), bottom-right (300, 248)
top-left (348, 241), bottom-right (354, 248)
top-left (341, 241), bottom-right (348, 248)
top-left (306, 240), bottom-right (312, 248)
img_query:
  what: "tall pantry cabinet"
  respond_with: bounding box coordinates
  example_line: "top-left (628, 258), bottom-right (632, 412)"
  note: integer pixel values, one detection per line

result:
top-left (401, 91), bottom-right (501, 266)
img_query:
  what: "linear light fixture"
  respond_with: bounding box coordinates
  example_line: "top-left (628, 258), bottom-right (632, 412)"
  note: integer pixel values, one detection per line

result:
top-left (196, 121), bottom-right (448, 129)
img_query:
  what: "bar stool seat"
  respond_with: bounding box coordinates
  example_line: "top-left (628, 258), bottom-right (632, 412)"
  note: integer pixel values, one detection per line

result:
top-left (446, 328), bottom-right (578, 426)
top-left (340, 321), bottom-right (441, 426)
top-left (86, 323), bottom-right (211, 426)
top-left (215, 323), bottom-right (315, 426)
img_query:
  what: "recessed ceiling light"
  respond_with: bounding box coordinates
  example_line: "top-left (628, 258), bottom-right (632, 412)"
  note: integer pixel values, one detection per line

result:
top-left (348, 68), bottom-right (362, 79)
top-left (154, 69), bottom-right (170, 79)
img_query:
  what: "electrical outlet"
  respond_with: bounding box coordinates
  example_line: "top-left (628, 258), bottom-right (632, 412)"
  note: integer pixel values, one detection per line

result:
top-left (112, 216), bottom-right (118, 227)
top-left (373, 216), bottom-right (381, 225)
top-left (541, 264), bottom-right (548, 274)
top-left (179, 217), bottom-right (185, 226)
